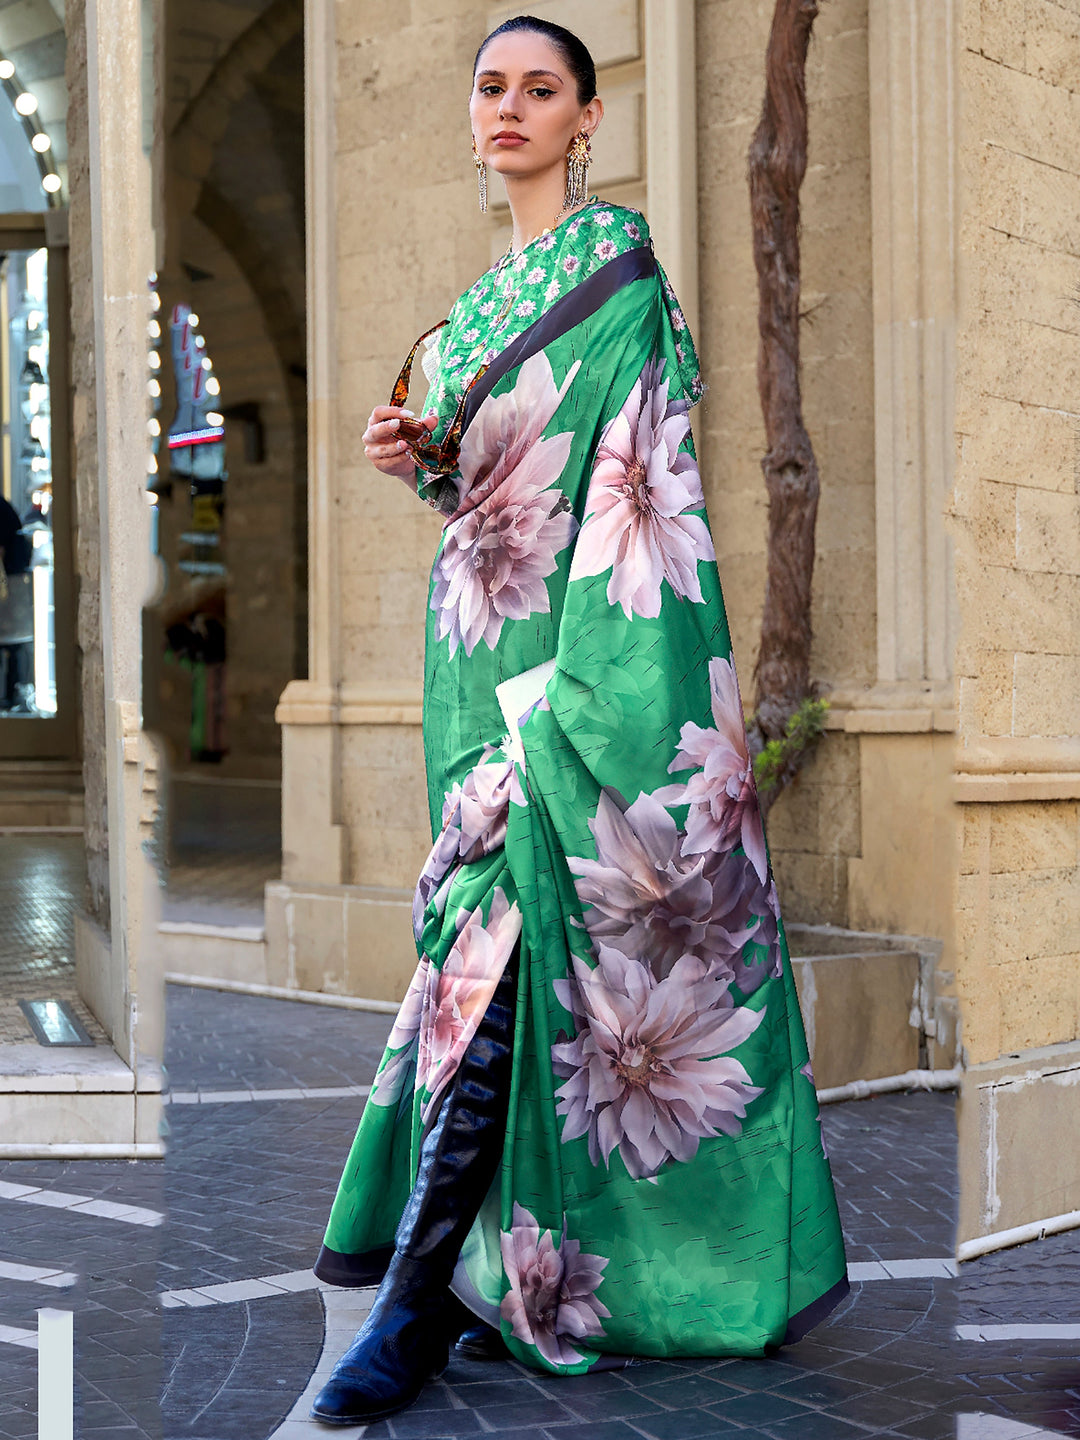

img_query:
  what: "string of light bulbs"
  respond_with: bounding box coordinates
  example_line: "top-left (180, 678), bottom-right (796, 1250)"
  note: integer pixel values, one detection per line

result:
top-left (0, 55), bottom-right (62, 198)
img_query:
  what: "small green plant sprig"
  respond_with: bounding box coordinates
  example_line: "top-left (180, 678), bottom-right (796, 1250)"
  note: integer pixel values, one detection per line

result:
top-left (751, 696), bottom-right (830, 801)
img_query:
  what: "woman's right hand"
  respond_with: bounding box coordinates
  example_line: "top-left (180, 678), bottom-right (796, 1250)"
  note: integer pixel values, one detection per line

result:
top-left (363, 406), bottom-right (438, 482)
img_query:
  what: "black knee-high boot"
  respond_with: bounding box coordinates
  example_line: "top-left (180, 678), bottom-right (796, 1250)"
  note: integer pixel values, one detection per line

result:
top-left (310, 953), bottom-right (518, 1426)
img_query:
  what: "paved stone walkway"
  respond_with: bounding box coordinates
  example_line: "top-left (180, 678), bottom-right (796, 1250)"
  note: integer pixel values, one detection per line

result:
top-left (2, 983), bottom-right (1080, 1439)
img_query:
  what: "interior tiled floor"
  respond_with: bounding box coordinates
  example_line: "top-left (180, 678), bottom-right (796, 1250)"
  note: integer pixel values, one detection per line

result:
top-left (0, 778), bottom-right (281, 1044)
top-left (0, 834), bottom-right (104, 1043)
top-left (162, 776), bottom-right (281, 926)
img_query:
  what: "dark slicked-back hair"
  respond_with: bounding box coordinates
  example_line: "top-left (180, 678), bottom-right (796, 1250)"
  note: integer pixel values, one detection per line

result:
top-left (474, 14), bottom-right (598, 106)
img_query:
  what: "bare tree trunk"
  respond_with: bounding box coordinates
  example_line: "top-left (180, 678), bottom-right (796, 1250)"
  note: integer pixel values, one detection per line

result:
top-left (746, 0), bottom-right (822, 813)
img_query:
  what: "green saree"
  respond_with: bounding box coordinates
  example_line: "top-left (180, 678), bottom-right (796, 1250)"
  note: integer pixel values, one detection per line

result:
top-left (316, 199), bottom-right (848, 1371)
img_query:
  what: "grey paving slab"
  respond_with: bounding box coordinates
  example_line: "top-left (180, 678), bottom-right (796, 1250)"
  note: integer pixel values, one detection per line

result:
top-left (164, 982), bottom-right (394, 1093)
top-left (7, 977), bottom-right (1080, 1440)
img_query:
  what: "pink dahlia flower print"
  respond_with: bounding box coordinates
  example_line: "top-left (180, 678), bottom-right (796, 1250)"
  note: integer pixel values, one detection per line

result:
top-left (569, 359), bottom-right (715, 619)
top-left (446, 750), bottom-right (526, 865)
top-left (431, 352), bottom-right (580, 658)
top-left (413, 749), bottom-right (526, 940)
top-left (500, 1202), bottom-right (610, 1366)
top-left (369, 956), bottom-right (429, 1108)
top-left (416, 886), bottom-right (522, 1115)
top-left (552, 945), bottom-right (766, 1179)
top-left (567, 789), bottom-right (768, 979)
top-left (658, 653), bottom-right (768, 883)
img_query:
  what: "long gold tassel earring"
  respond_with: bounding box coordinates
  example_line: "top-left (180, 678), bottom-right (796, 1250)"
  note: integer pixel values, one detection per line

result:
top-left (473, 137), bottom-right (488, 213)
top-left (564, 129), bottom-right (592, 209)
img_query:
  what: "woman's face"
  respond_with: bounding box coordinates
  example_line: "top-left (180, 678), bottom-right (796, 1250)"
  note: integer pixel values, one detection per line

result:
top-left (470, 31), bottom-right (600, 185)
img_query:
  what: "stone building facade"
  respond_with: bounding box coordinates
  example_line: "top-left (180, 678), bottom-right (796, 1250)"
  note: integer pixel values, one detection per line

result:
top-left (6, 0), bottom-right (1079, 1256)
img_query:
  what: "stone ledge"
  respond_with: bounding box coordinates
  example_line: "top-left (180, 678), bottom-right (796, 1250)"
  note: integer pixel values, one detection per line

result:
top-left (0, 1044), bottom-right (163, 1093)
top-left (954, 771), bottom-right (1080, 803)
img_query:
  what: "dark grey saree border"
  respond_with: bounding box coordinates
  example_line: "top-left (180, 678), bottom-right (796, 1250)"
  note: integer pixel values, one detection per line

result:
top-left (460, 243), bottom-right (659, 436)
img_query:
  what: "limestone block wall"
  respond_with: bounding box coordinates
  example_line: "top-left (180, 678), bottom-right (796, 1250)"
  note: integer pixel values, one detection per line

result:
top-left (951, 0), bottom-right (1080, 1243)
top-left (951, 1), bottom-right (1080, 1067)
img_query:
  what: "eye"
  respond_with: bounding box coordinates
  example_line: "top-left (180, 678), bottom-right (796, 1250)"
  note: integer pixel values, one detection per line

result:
top-left (479, 84), bottom-right (503, 96)
top-left (531, 87), bottom-right (555, 99)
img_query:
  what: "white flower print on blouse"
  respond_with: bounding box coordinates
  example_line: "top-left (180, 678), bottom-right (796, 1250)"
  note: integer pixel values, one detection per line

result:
top-left (515, 299), bottom-right (537, 317)
top-left (594, 238), bottom-right (618, 262)
top-left (563, 254), bottom-right (580, 276)
top-left (594, 210), bottom-right (614, 226)
top-left (624, 220), bottom-right (641, 241)
top-left (526, 266), bottom-right (545, 284)
top-left (536, 232), bottom-right (556, 251)
top-left (545, 279), bottom-right (561, 304)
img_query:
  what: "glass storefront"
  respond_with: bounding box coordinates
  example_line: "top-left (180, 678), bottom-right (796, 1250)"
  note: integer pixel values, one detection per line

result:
top-left (0, 244), bottom-right (53, 716)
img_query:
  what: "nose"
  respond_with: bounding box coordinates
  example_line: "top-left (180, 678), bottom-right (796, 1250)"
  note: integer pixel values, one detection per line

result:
top-left (497, 88), bottom-right (523, 121)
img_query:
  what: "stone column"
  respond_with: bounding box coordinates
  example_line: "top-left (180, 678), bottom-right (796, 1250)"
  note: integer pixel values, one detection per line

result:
top-left (842, 0), bottom-right (961, 997)
top-left (644, 0), bottom-right (698, 339)
top-left (269, 0), bottom-right (659, 1005)
top-left (67, 0), bottom-right (162, 1151)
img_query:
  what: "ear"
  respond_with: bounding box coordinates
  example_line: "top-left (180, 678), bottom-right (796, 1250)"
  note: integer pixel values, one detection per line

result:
top-left (581, 95), bottom-right (604, 137)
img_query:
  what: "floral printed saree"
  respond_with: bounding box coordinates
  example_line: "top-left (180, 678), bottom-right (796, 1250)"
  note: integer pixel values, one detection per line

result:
top-left (316, 199), bottom-right (848, 1371)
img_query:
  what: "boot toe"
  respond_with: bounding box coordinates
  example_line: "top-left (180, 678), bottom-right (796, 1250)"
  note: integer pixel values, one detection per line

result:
top-left (310, 1372), bottom-right (421, 1426)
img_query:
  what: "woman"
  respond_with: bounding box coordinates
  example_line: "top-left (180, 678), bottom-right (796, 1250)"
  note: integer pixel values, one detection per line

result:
top-left (310, 15), bottom-right (848, 1427)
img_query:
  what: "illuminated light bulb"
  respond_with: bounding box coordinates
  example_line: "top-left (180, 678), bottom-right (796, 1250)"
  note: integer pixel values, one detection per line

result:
top-left (187, 312), bottom-right (199, 328)
top-left (30, 456), bottom-right (48, 472)
top-left (26, 310), bottom-right (41, 331)
top-left (194, 335), bottom-right (206, 350)
top-left (31, 131), bottom-right (50, 153)
top-left (205, 411), bottom-right (223, 426)
top-left (147, 453), bottom-right (158, 475)
top-left (148, 351), bottom-right (161, 370)
top-left (147, 378), bottom-right (161, 398)
top-left (201, 357), bottom-right (212, 370)
top-left (15, 92), bottom-right (38, 116)
top-left (147, 319), bottom-right (160, 339)
top-left (27, 345), bottom-right (44, 364)
top-left (150, 291), bottom-right (161, 311)
top-left (147, 490), bottom-right (158, 504)
top-left (0, 60), bottom-right (14, 80)
top-left (205, 376), bottom-right (220, 396)
top-left (42, 173), bottom-right (61, 194)
top-left (148, 417), bottom-right (160, 437)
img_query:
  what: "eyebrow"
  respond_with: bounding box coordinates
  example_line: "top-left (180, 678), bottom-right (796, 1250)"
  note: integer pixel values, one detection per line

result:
top-left (476, 69), bottom-right (564, 83)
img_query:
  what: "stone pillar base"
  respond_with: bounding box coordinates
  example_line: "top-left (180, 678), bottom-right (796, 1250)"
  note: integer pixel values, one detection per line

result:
top-left (264, 880), bottom-right (415, 1005)
top-left (958, 1038), bottom-right (1080, 1253)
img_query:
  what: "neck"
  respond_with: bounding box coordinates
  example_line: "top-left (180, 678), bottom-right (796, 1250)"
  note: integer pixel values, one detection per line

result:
top-left (503, 164), bottom-right (578, 252)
